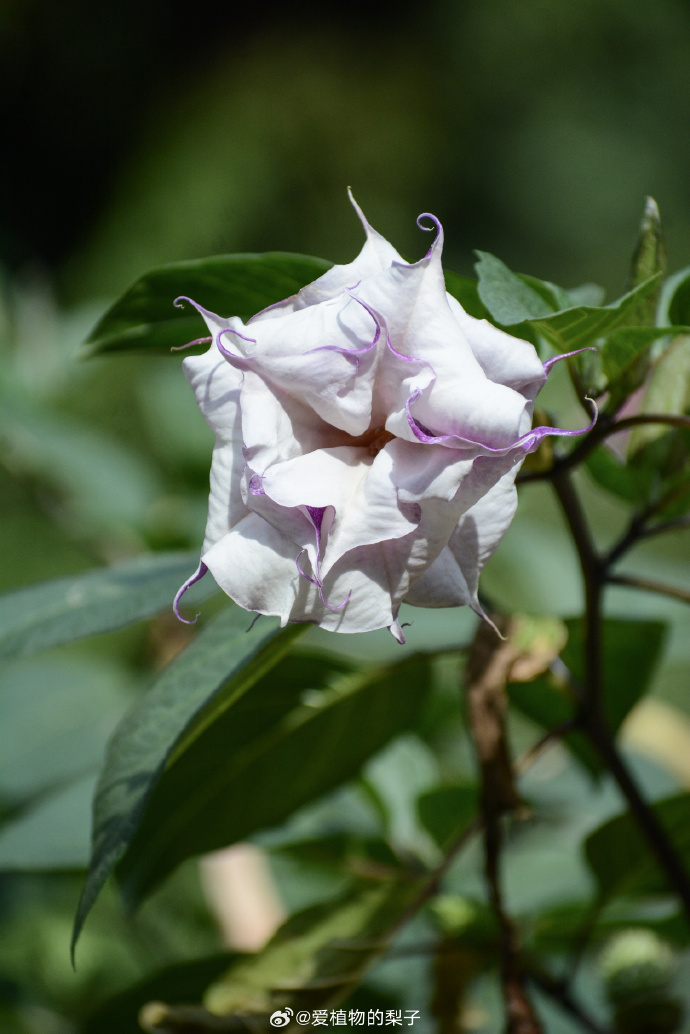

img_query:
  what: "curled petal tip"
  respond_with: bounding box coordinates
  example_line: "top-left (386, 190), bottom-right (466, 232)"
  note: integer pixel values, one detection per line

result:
top-left (543, 346), bottom-right (598, 374)
top-left (174, 561), bottom-right (208, 624)
top-left (389, 618), bottom-right (406, 644)
top-left (416, 212), bottom-right (443, 257)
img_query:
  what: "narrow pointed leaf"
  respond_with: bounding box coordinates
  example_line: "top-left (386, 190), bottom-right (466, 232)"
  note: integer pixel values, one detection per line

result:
top-left (0, 552), bottom-right (216, 661)
top-left (81, 253), bottom-right (333, 356)
top-left (625, 196), bottom-right (665, 327)
top-left (72, 608), bottom-right (305, 952)
top-left (116, 655), bottom-right (433, 908)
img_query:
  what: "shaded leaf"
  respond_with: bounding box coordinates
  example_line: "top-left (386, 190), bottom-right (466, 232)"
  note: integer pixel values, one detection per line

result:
top-left (509, 618), bottom-right (667, 777)
top-left (585, 445), bottom-right (653, 505)
top-left (628, 334), bottom-right (690, 458)
top-left (270, 833), bottom-right (403, 875)
top-left (82, 953), bottom-right (238, 1034)
top-left (73, 609), bottom-right (304, 952)
top-left (0, 656), bottom-right (131, 803)
top-left (443, 270), bottom-right (490, 319)
top-left (602, 326), bottom-right (689, 409)
top-left (82, 253), bottom-right (333, 356)
top-left (660, 266), bottom-right (690, 326)
top-left (585, 793), bottom-right (690, 899)
top-left (564, 619), bottom-right (666, 733)
top-left (0, 379), bottom-right (162, 530)
top-left (0, 774), bottom-right (95, 871)
top-left (203, 879), bottom-right (423, 1017)
top-left (117, 655), bottom-right (433, 908)
top-left (0, 552), bottom-right (215, 661)
top-left (416, 785), bottom-right (478, 851)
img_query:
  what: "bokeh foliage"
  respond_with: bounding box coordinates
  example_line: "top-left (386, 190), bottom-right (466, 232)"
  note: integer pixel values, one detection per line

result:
top-left (2, 2), bottom-right (690, 1032)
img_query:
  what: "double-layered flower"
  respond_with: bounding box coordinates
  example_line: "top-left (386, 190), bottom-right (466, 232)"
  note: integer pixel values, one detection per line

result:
top-left (175, 195), bottom-right (586, 641)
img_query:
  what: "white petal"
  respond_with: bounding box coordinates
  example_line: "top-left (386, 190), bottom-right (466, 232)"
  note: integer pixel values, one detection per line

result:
top-left (237, 295), bottom-right (378, 435)
top-left (203, 514), bottom-right (399, 634)
top-left (446, 295), bottom-right (546, 400)
top-left (259, 445), bottom-right (418, 573)
top-left (250, 190), bottom-right (405, 321)
top-left (359, 237), bottom-right (532, 448)
top-left (239, 370), bottom-right (344, 472)
top-left (183, 345), bottom-right (247, 551)
top-left (404, 470), bottom-right (519, 611)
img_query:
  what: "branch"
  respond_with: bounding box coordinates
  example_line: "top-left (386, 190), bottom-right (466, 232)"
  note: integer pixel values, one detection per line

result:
top-left (583, 709), bottom-right (690, 918)
top-left (549, 470), bottom-right (690, 921)
top-left (526, 966), bottom-right (614, 1034)
top-left (465, 618), bottom-right (543, 1034)
top-left (519, 412), bottom-right (690, 484)
top-left (607, 572), bottom-right (690, 606)
top-left (550, 471), bottom-right (602, 709)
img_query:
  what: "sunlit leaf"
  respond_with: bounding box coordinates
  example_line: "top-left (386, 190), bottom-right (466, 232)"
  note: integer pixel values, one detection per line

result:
top-left (0, 552), bottom-right (214, 661)
top-left (81, 253), bottom-right (333, 356)
top-left (203, 878), bottom-right (423, 1017)
top-left (117, 654), bottom-right (433, 908)
top-left (475, 250), bottom-right (662, 356)
top-left (625, 196), bottom-right (665, 328)
top-left (72, 609), bottom-right (304, 952)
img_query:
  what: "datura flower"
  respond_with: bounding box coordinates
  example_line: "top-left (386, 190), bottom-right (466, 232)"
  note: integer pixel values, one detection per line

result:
top-left (175, 194), bottom-right (589, 642)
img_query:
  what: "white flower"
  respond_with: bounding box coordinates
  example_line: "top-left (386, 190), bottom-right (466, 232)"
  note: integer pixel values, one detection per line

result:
top-left (175, 194), bottom-right (587, 641)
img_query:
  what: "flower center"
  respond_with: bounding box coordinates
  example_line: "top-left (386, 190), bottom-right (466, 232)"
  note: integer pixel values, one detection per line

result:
top-left (344, 425), bottom-right (396, 457)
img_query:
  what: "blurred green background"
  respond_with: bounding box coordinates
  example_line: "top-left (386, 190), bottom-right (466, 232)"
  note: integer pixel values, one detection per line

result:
top-left (2, 1), bottom-right (690, 1031)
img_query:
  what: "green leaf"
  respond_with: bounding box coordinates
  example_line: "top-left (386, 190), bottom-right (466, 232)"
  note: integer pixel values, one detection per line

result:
top-left (82, 252), bottom-right (333, 356)
top-left (585, 793), bottom-right (690, 899)
top-left (475, 251), bottom-right (557, 323)
top-left (509, 618), bottom-right (667, 776)
top-left (0, 656), bottom-right (132, 803)
top-left (564, 618), bottom-right (667, 733)
top-left (203, 878), bottom-right (423, 1017)
top-left (533, 276), bottom-right (663, 356)
top-left (416, 785), bottom-right (478, 850)
top-left (81, 954), bottom-right (238, 1034)
top-left (116, 654), bottom-right (432, 909)
top-left (0, 378), bottom-right (162, 531)
top-left (659, 266), bottom-right (690, 326)
top-left (0, 552), bottom-right (215, 661)
top-left (72, 608), bottom-right (304, 953)
top-left (625, 197), bottom-right (666, 327)
top-left (601, 326), bottom-right (689, 398)
top-left (475, 250), bottom-right (662, 356)
top-left (0, 774), bottom-right (95, 871)
top-left (585, 446), bottom-right (653, 505)
top-left (628, 334), bottom-right (690, 457)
